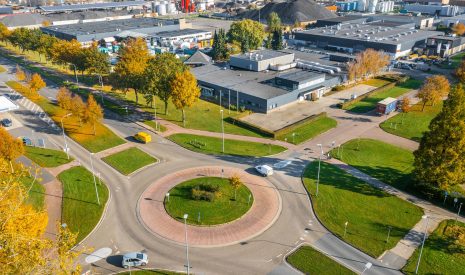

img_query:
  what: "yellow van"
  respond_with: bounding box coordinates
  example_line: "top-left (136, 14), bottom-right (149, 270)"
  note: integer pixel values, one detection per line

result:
top-left (134, 132), bottom-right (151, 143)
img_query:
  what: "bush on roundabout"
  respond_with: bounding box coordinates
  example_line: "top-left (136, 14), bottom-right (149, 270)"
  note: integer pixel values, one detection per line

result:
top-left (164, 177), bottom-right (253, 226)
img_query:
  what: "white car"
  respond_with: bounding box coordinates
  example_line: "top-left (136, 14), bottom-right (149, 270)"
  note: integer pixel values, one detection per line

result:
top-left (122, 252), bottom-right (148, 268)
top-left (255, 165), bottom-right (274, 176)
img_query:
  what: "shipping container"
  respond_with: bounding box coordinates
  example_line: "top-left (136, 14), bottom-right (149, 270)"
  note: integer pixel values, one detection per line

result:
top-left (376, 97), bottom-right (398, 115)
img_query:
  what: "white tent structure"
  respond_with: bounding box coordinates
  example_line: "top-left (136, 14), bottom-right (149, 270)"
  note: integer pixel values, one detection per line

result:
top-left (0, 95), bottom-right (18, 113)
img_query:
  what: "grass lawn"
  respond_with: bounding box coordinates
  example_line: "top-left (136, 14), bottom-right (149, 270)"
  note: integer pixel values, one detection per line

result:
top-left (303, 162), bottom-right (422, 257)
top-left (24, 146), bottom-right (73, 167)
top-left (440, 52), bottom-right (465, 69)
top-left (380, 101), bottom-right (442, 142)
top-left (108, 90), bottom-right (267, 138)
top-left (402, 220), bottom-right (465, 274)
top-left (362, 78), bottom-right (391, 88)
top-left (287, 245), bottom-right (356, 275)
top-left (168, 133), bottom-right (286, 157)
top-left (102, 147), bottom-right (157, 175)
top-left (21, 176), bottom-right (45, 211)
top-left (7, 81), bottom-right (125, 153)
top-left (345, 79), bottom-right (422, 113)
top-left (332, 138), bottom-right (415, 191)
top-left (0, 65), bottom-right (6, 73)
top-left (143, 120), bottom-right (167, 132)
top-left (165, 177), bottom-right (253, 225)
top-left (277, 116), bottom-right (337, 145)
top-left (58, 166), bottom-right (109, 243)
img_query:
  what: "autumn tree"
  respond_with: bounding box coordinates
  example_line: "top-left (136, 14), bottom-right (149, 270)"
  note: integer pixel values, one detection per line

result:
top-left (50, 39), bottom-right (83, 79)
top-left (142, 53), bottom-right (186, 115)
top-left (347, 49), bottom-right (390, 82)
top-left (83, 94), bottom-right (103, 135)
top-left (228, 174), bottom-right (243, 200)
top-left (28, 73), bottom-right (46, 98)
top-left (83, 45), bottom-right (110, 87)
top-left (0, 127), bottom-right (24, 171)
top-left (267, 12), bottom-right (281, 33)
top-left (413, 84), bottom-right (465, 189)
top-left (228, 19), bottom-right (266, 51)
top-left (71, 94), bottom-right (86, 126)
top-left (452, 22), bottom-right (465, 36)
top-left (417, 75), bottom-right (450, 111)
top-left (399, 96), bottom-right (411, 124)
top-left (111, 38), bottom-right (150, 106)
top-left (170, 70), bottom-right (201, 127)
top-left (454, 59), bottom-right (465, 83)
top-left (0, 22), bottom-right (11, 44)
top-left (15, 65), bottom-right (26, 81)
top-left (56, 87), bottom-right (73, 110)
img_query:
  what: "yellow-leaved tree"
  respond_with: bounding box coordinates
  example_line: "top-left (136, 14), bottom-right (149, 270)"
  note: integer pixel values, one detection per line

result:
top-left (15, 65), bottom-right (26, 82)
top-left (56, 86), bottom-right (73, 111)
top-left (83, 94), bottom-right (103, 135)
top-left (417, 75), bottom-right (450, 111)
top-left (228, 174), bottom-right (243, 201)
top-left (0, 127), bottom-right (24, 171)
top-left (170, 70), bottom-right (201, 127)
top-left (28, 73), bottom-right (46, 98)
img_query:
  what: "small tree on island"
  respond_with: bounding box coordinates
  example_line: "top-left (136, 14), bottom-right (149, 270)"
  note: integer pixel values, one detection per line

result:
top-left (28, 73), bottom-right (46, 98)
top-left (83, 94), bottom-right (103, 135)
top-left (229, 174), bottom-right (243, 201)
top-left (15, 65), bottom-right (26, 82)
top-left (399, 96), bottom-right (411, 124)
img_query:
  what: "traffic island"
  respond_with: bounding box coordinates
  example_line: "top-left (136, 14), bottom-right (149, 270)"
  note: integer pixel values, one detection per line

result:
top-left (164, 177), bottom-right (253, 226)
top-left (138, 166), bottom-right (281, 247)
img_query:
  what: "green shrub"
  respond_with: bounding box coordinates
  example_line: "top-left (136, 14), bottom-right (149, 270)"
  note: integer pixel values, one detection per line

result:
top-left (191, 184), bottom-right (219, 201)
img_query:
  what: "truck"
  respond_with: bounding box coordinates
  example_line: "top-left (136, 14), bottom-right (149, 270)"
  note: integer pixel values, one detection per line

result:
top-left (376, 97), bottom-right (398, 115)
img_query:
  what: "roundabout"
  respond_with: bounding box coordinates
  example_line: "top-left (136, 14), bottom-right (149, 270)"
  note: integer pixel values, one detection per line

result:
top-left (138, 166), bottom-right (281, 247)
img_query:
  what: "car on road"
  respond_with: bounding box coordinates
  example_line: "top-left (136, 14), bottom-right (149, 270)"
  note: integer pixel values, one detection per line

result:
top-left (19, 136), bottom-right (33, 146)
top-left (122, 252), bottom-right (148, 268)
top-left (134, 132), bottom-right (151, 143)
top-left (255, 165), bottom-right (274, 176)
top-left (1, 118), bottom-right (12, 127)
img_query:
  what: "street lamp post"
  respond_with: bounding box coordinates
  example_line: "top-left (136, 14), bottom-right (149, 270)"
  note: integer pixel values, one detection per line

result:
top-left (183, 214), bottom-right (190, 275)
top-left (344, 221), bottom-right (348, 237)
top-left (220, 109), bottom-right (224, 153)
top-left (415, 215), bottom-right (429, 274)
top-left (386, 226), bottom-right (392, 244)
top-left (89, 153), bottom-right (100, 205)
top-left (457, 203), bottom-right (463, 222)
top-left (316, 143), bottom-right (323, 197)
top-left (60, 113), bottom-right (72, 159)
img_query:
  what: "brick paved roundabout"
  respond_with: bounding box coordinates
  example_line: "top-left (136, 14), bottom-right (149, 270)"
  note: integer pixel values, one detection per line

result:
top-left (138, 166), bottom-right (282, 247)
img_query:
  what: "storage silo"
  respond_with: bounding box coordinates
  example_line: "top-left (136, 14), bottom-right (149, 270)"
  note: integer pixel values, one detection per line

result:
top-left (357, 0), bottom-right (366, 11)
top-left (157, 3), bottom-right (167, 15)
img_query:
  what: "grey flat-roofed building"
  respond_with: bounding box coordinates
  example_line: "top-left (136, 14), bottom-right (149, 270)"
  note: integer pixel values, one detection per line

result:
top-left (39, 1), bottom-right (147, 13)
top-left (313, 15), bottom-right (367, 27)
top-left (230, 49), bottom-right (295, 72)
top-left (192, 62), bottom-right (342, 113)
top-left (293, 21), bottom-right (442, 58)
top-left (40, 17), bottom-right (181, 44)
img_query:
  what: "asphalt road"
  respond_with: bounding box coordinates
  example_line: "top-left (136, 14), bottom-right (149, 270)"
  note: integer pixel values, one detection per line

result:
top-left (0, 57), bottom-right (402, 275)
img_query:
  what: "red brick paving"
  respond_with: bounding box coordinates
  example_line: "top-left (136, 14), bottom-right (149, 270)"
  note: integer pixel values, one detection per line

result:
top-left (139, 166), bottom-right (281, 247)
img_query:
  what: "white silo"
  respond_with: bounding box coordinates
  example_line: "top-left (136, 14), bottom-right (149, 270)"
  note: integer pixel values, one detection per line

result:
top-left (199, 1), bottom-right (207, 10)
top-left (167, 2), bottom-right (176, 13)
top-left (368, 0), bottom-right (378, 13)
top-left (157, 4), bottom-right (167, 15)
top-left (357, 0), bottom-right (367, 11)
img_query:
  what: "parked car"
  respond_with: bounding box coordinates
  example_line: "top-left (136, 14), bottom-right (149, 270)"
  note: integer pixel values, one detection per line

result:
top-left (122, 252), bottom-right (148, 268)
top-left (20, 137), bottom-right (33, 146)
top-left (1, 118), bottom-right (12, 127)
top-left (255, 165), bottom-right (274, 176)
top-left (134, 132), bottom-right (151, 143)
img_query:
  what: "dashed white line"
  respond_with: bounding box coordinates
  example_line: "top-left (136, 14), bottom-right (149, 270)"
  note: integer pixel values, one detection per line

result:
top-left (276, 254), bottom-right (282, 258)
top-left (300, 237), bottom-right (305, 241)
top-left (265, 259), bottom-right (272, 263)
top-left (294, 241), bottom-right (299, 245)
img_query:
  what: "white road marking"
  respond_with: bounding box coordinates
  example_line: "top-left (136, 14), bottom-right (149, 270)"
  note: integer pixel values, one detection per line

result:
top-left (276, 254), bottom-right (282, 258)
top-left (300, 237), bottom-right (305, 241)
top-left (273, 160), bottom-right (293, 169)
top-left (265, 259), bottom-right (272, 263)
top-left (294, 241), bottom-right (299, 245)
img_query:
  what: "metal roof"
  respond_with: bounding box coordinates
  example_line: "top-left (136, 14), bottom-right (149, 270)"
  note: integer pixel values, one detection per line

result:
top-left (378, 97), bottom-right (397, 105)
top-left (39, 1), bottom-right (147, 12)
top-left (0, 95), bottom-right (19, 113)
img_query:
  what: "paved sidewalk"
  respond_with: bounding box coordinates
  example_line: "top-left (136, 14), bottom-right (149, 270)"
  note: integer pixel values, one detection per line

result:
top-left (327, 158), bottom-right (465, 269)
top-left (139, 166), bottom-right (281, 247)
top-left (361, 126), bottom-right (419, 151)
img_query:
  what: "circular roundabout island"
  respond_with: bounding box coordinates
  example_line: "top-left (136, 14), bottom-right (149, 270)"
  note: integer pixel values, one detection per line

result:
top-left (165, 177), bottom-right (254, 226)
top-left (138, 166), bottom-right (281, 247)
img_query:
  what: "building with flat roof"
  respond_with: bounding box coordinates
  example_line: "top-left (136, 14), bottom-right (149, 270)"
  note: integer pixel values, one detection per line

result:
top-left (424, 35), bottom-right (465, 57)
top-left (403, 4), bottom-right (460, 17)
top-left (40, 17), bottom-right (187, 46)
top-left (292, 21), bottom-right (442, 58)
top-left (38, 1), bottom-right (148, 13)
top-left (192, 49), bottom-right (344, 113)
top-left (153, 28), bottom-right (212, 48)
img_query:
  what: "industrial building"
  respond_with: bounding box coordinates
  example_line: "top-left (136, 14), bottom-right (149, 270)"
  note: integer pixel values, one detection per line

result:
top-left (403, 3), bottom-right (460, 17)
top-left (153, 29), bottom-right (212, 48)
top-left (192, 50), bottom-right (344, 113)
top-left (40, 17), bottom-right (189, 46)
top-left (293, 19), bottom-right (442, 58)
top-left (424, 35), bottom-right (465, 57)
top-left (38, 1), bottom-right (148, 13)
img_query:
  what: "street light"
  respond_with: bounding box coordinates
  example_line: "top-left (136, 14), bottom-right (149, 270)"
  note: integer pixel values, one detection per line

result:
top-left (415, 215), bottom-right (429, 274)
top-left (361, 262), bottom-right (372, 275)
top-left (70, 64), bottom-right (79, 89)
top-left (60, 113), bottom-right (72, 159)
top-left (316, 143), bottom-right (323, 197)
top-left (89, 153), bottom-right (100, 205)
top-left (457, 203), bottom-right (463, 222)
top-left (220, 109), bottom-right (224, 153)
top-left (183, 214), bottom-right (190, 275)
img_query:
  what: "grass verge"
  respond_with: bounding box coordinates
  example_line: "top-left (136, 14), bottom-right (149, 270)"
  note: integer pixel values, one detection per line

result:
top-left (402, 220), bottom-right (465, 274)
top-left (165, 177), bottom-right (253, 225)
top-left (380, 101), bottom-right (442, 142)
top-left (168, 133), bottom-right (286, 157)
top-left (59, 166), bottom-right (109, 243)
top-left (143, 120), bottom-right (167, 132)
top-left (102, 147), bottom-right (157, 175)
top-left (7, 81), bottom-right (125, 153)
top-left (21, 176), bottom-right (45, 210)
top-left (303, 161), bottom-right (422, 257)
top-left (344, 79), bottom-right (422, 113)
top-left (287, 245), bottom-right (356, 275)
top-left (25, 146), bottom-right (73, 167)
top-left (277, 116), bottom-right (337, 144)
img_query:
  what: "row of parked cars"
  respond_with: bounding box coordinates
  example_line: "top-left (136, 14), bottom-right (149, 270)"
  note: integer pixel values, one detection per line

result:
top-left (1, 118), bottom-right (12, 127)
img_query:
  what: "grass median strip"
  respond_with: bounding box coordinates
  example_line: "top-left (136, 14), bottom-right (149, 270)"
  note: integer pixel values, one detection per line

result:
top-left (7, 80), bottom-right (125, 153)
top-left (277, 116), bottom-right (337, 144)
top-left (303, 161), bottom-right (422, 257)
top-left (287, 245), bottom-right (356, 275)
top-left (168, 133), bottom-right (286, 157)
top-left (102, 147), bottom-right (157, 175)
top-left (24, 146), bottom-right (73, 168)
top-left (380, 102), bottom-right (442, 142)
top-left (58, 166), bottom-right (109, 244)
top-left (345, 79), bottom-right (421, 113)
top-left (402, 220), bottom-right (465, 274)
top-left (21, 176), bottom-right (45, 211)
